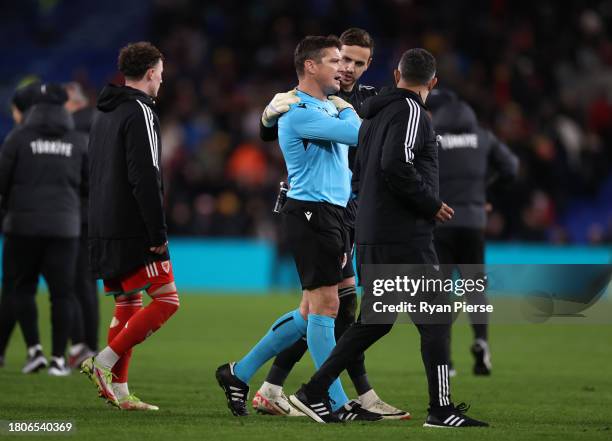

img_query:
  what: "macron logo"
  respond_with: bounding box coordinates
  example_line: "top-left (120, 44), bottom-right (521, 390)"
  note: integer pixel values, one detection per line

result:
top-left (304, 211), bottom-right (312, 221)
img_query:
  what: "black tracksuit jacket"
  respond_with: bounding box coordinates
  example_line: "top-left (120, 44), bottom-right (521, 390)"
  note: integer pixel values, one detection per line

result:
top-left (0, 103), bottom-right (87, 238)
top-left (434, 100), bottom-right (519, 229)
top-left (88, 85), bottom-right (167, 280)
top-left (353, 87), bottom-right (442, 245)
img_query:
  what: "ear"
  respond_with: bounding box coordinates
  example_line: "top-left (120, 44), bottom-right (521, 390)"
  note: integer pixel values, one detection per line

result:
top-left (429, 77), bottom-right (438, 90)
top-left (304, 60), bottom-right (317, 75)
top-left (147, 67), bottom-right (156, 81)
top-left (365, 57), bottom-right (373, 70)
top-left (393, 69), bottom-right (401, 85)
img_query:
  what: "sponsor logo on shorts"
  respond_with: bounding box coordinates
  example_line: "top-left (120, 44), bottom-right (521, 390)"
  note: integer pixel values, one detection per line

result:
top-left (342, 252), bottom-right (348, 269)
top-left (304, 211), bottom-right (312, 221)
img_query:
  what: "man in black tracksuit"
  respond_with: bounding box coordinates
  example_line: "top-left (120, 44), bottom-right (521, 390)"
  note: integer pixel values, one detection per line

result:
top-left (289, 49), bottom-right (488, 427)
top-left (0, 81), bottom-right (43, 368)
top-left (429, 91), bottom-right (519, 375)
top-left (254, 29), bottom-right (409, 419)
top-left (0, 83), bottom-right (87, 376)
top-left (63, 82), bottom-right (99, 368)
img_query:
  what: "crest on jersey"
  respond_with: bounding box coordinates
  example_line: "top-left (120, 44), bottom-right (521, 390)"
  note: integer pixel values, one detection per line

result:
top-left (161, 261), bottom-right (171, 273)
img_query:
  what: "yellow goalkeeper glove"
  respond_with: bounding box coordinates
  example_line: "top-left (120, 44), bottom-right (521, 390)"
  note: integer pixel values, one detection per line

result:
top-left (261, 89), bottom-right (300, 127)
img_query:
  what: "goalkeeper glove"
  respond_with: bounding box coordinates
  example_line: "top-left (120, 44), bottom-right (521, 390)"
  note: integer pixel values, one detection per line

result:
top-left (328, 95), bottom-right (354, 112)
top-left (261, 89), bottom-right (300, 128)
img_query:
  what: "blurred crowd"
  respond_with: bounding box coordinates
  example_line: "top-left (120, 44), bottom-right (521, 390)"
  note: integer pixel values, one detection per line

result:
top-left (7, 0), bottom-right (612, 244)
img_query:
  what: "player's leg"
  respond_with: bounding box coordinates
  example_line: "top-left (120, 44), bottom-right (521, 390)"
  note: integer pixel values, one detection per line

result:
top-left (217, 199), bottom-right (321, 417)
top-left (291, 241), bottom-right (386, 422)
top-left (252, 295), bottom-right (309, 416)
top-left (83, 260), bottom-right (179, 409)
top-left (290, 319), bottom-right (393, 423)
top-left (41, 237), bottom-right (79, 375)
top-left (10, 235), bottom-right (48, 373)
top-left (218, 296), bottom-right (307, 416)
top-left (457, 228), bottom-right (491, 375)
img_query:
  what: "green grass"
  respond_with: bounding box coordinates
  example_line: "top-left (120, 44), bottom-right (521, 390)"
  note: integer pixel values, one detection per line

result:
top-left (1, 294), bottom-right (611, 440)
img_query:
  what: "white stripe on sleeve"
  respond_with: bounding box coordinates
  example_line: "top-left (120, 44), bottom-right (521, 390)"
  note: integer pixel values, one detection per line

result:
top-left (403, 98), bottom-right (421, 164)
top-left (136, 100), bottom-right (158, 169)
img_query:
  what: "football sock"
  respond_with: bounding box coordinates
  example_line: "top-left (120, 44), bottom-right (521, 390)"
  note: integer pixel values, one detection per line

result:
top-left (307, 314), bottom-right (349, 411)
top-left (358, 388), bottom-right (378, 408)
top-left (265, 363), bottom-right (292, 387)
top-left (234, 309), bottom-right (306, 384)
top-left (261, 381), bottom-right (282, 396)
top-left (96, 346), bottom-right (119, 370)
top-left (112, 382), bottom-right (130, 400)
top-left (27, 344), bottom-right (43, 358)
top-left (108, 292), bottom-right (179, 360)
top-left (107, 294), bottom-right (143, 382)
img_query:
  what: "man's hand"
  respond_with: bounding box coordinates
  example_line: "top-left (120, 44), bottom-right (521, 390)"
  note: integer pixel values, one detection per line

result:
top-left (435, 203), bottom-right (454, 222)
top-left (150, 241), bottom-right (168, 255)
top-left (328, 95), bottom-right (354, 112)
top-left (261, 90), bottom-right (300, 128)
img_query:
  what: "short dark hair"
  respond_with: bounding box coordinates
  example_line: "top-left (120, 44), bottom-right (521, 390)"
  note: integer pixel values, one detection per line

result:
top-left (294, 35), bottom-right (342, 76)
top-left (340, 28), bottom-right (374, 56)
top-left (398, 48), bottom-right (436, 85)
top-left (118, 42), bottom-right (163, 80)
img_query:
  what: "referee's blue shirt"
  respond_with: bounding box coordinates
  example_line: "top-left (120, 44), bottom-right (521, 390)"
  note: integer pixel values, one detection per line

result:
top-left (278, 90), bottom-right (361, 207)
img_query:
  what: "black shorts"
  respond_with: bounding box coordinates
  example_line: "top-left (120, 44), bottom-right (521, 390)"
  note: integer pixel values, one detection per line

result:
top-left (341, 198), bottom-right (358, 279)
top-left (282, 198), bottom-right (349, 290)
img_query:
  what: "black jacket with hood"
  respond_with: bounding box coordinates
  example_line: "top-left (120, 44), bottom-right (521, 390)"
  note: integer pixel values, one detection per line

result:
top-left (88, 84), bottom-right (167, 280)
top-left (0, 103), bottom-right (87, 237)
top-left (434, 99), bottom-right (519, 229)
top-left (353, 87), bottom-right (441, 245)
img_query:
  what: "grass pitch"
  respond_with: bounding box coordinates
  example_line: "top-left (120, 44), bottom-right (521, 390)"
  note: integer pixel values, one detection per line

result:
top-left (0, 294), bottom-right (611, 440)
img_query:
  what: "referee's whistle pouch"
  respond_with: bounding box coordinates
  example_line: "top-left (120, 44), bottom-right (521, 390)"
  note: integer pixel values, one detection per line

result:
top-left (273, 181), bottom-right (289, 214)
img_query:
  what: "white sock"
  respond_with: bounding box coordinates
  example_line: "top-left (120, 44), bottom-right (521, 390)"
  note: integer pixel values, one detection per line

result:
top-left (27, 344), bottom-right (43, 358)
top-left (112, 382), bottom-right (130, 400)
top-left (69, 343), bottom-right (85, 357)
top-left (95, 346), bottom-right (120, 370)
top-left (262, 381), bottom-right (282, 396)
top-left (51, 356), bottom-right (65, 368)
top-left (359, 389), bottom-right (378, 408)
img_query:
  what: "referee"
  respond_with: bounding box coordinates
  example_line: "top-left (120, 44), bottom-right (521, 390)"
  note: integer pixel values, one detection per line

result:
top-left (0, 83), bottom-right (87, 376)
top-left (289, 49), bottom-right (488, 427)
top-left (217, 35), bottom-right (380, 422)
top-left (255, 28), bottom-right (408, 419)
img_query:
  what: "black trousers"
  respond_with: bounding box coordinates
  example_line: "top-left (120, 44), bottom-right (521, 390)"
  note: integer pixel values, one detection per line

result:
top-left (305, 242), bottom-right (453, 409)
top-left (0, 238), bottom-right (17, 357)
top-left (434, 227), bottom-right (488, 340)
top-left (5, 235), bottom-right (78, 357)
top-left (70, 227), bottom-right (99, 351)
